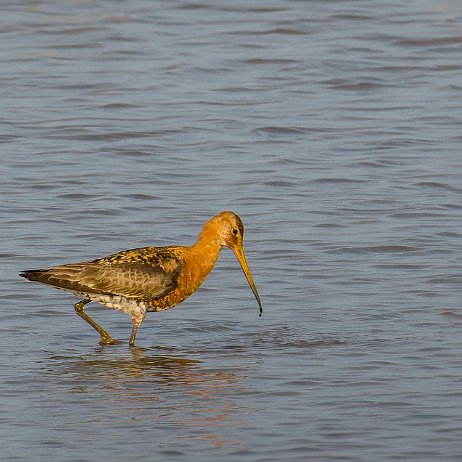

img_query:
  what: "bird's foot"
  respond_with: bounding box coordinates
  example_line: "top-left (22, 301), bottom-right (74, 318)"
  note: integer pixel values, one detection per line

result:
top-left (99, 335), bottom-right (119, 346)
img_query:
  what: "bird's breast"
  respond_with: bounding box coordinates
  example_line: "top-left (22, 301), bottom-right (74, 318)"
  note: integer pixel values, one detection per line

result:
top-left (144, 244), bottom-right (221, 312)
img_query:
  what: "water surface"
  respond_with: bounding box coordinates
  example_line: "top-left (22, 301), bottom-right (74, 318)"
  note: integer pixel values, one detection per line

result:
top-left (2, 1), bottom-right (462, 461)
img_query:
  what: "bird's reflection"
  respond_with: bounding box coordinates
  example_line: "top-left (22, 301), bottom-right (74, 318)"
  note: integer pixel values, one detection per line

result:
top-left (47, 346), bottom-right (250, 448)
top-left (74, 347), bottom-right (202, 383)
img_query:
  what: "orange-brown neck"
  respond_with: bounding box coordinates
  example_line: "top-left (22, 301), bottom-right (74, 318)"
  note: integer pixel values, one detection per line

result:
top-left (188, 222), bottom-right (223, 282)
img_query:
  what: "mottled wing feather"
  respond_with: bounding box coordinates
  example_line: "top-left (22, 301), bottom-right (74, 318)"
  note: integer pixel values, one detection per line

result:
top-left (23, 246), bottom-right (183, 301)
top-left (78, 263), bottom-right (171, 297)
top-left (54, 262), bottom-right (177, 299)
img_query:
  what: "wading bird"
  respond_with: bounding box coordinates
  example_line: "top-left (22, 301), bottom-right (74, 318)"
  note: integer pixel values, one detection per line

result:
top-left (20, 211), bottom-right (262, 347)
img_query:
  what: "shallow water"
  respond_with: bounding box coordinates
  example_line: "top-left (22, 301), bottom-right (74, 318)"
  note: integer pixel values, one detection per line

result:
top-left (2, 1), bottom-right (462, 461)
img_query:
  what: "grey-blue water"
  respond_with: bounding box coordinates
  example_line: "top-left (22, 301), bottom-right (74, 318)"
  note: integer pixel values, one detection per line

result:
top-left (2, 1), bottom-right (462, 461)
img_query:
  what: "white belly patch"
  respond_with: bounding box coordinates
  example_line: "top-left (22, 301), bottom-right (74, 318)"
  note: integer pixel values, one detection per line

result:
top-left (73, 292), bottom-right (147, 320)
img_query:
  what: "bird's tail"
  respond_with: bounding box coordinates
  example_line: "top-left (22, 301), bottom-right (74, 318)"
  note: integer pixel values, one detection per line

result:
top-left (20, 269), bottom-right (51, 283)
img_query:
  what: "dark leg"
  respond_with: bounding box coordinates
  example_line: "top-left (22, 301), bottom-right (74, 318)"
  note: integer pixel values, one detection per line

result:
top-left (129, 323), bottom-right (139, 347)
top-left (129, 312), bottom-right (145, 347)
top-left (74, 299), bottom-right (118, 345)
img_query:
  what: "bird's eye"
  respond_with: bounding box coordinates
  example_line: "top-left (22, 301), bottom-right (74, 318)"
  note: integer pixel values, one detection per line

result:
top-left (232, 228), bottom-right (238, 236)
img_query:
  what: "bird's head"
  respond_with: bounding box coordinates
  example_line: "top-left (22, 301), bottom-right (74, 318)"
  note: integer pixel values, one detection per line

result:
top-left (201, 211), bottom-right (263, 316)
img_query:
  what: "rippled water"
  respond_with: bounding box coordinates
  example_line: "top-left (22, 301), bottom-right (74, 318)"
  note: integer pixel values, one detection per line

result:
top-left (2, 1), bottom-right (462, 461)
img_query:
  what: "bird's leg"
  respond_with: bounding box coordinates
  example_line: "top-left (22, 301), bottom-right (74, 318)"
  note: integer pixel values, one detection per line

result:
top-left (129, 311), bottom-right (146, 347)
top-left (74, 299), bottom-right (118, 345)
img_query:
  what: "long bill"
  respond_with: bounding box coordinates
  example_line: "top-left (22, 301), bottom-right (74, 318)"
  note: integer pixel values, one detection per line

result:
top-left (231, 244), bottom-right (263, 317)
